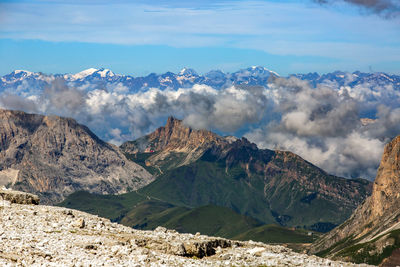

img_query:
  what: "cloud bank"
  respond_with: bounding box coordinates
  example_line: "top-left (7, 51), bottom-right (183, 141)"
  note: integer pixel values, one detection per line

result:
top-left (245, 77), bottom-right (392, 180)
top-left (1, 76), bottom-right (399, 181)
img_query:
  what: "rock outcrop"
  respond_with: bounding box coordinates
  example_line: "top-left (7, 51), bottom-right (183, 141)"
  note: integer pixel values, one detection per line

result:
top-left (0, 197), bottom-right (372, 266)
top-left (0, 109), bottom-right (153, 204)
top-left (0, 188), bottom-right (39, 205)
top-left (309, 135), bottom-right (400, 266)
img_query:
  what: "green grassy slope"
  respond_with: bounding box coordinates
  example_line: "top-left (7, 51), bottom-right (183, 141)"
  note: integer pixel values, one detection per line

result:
top-left (161, 205), bottom-right (262, 238)
top-left (59, 190), bottom-right (146, 222)
top-left (234, 224), bottom-right (318, 243)
top-left (59, 134), bottom-right (371, 245)
top-left (60, 193), bottom-right (316, 244)
top-left (120, 200), bottom-right (190, 229)
top-left (135, 155), bottom-right (366, 229)
top-left (137, 159), bottom-right (277, 224)
top-left (60, 151), bottom-right (370, 231)
top-left (120, 202), bottom-right (262, 238)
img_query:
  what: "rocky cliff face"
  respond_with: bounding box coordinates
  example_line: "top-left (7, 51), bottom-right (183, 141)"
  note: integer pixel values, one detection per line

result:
top-left (120, 117), bottom-right (231, 170)
top-left (370, 136), bottom-right (400, 219)
top-left (0, 191), bottom-right (371, 266)
top-left (0, 109), bottom-right (153, 204)
top-left (309, 135), bottom-right (400, 266)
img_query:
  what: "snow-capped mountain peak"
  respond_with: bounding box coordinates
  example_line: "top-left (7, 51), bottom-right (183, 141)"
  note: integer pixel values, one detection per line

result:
top-left (178, 67), bottom-right (198, 76)
top-left (70, 68), bottom-right (99, 80)
top-left (248, 66), bottom-right (279, 76)
top-left (1, 69), bottom-right (36, 83)
top-left (66, 68), bottom-right (118, 81)
top-left (97, 68), bottom-right (115, 78)
top-left (13, 70), bottom-right (34, 76)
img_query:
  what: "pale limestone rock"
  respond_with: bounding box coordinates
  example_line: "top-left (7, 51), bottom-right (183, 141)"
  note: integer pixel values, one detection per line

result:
top-left (0, 200), bottom-right (372, 266)
top-left (74, 218), bottom-right (85, 229)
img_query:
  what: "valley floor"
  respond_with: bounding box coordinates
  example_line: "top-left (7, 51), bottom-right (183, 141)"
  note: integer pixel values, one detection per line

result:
top-left (0, 200), bottom-right (372, 267)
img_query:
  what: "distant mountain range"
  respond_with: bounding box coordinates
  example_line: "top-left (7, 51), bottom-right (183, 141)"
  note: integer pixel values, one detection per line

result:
top-left (292, 71), bottom-right (400, 90)
top-left (1, 67), bottom-right (399, 95)
top-left (0, 66), bottom-right (277, 95)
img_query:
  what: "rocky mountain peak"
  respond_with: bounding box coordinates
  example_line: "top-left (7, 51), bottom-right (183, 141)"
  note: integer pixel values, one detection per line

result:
top-left (164, 116), bottom-right (183, 132)
top-left (143, 116), bottom-right (226, 152)
top-left (122, 117), bottom-right (257, 156)
top-left (232, 137), bottom-right (258, 149)
top-left (120, 117), bottom-right (233, 171)
top-left (0, 109), bottom-right (154, 204)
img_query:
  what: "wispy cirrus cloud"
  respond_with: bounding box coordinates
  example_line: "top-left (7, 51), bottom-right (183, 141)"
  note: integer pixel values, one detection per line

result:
top-left (0, 1), bottom-right (399, 57)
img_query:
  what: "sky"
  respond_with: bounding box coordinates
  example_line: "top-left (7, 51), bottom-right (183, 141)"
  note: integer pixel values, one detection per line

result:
top-left (1, 0), bottom-right (400, 180)
top-left (0, 0), bottom-right (400, 76)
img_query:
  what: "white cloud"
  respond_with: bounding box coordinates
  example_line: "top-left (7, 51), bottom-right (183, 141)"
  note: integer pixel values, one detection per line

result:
top-left (1, 74), bottom-right (400, 180)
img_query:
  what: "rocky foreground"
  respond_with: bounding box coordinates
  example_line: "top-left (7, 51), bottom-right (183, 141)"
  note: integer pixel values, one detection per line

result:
top-left (0, 193), bottom-right (371, 266)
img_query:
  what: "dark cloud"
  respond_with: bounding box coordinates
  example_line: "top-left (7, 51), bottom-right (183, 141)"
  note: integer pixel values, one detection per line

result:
top-left (315, 0), bottom-right (400, 17)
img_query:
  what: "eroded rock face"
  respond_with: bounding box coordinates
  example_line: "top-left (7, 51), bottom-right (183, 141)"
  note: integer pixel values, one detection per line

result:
top-left (0, 200), bottom-right (372, 266)
top-left (0, 109), bottom-right (153, 204)
top-left (0, 189), bottom-right (39, 205)
top-left (121, 117), bottom-right (227, 153)
top-left (309, 135), bottom-right (400, 265)
top-left (121, 117), bottom-right (230, 169)
top-left (370, 135), bottom-right (400, 219)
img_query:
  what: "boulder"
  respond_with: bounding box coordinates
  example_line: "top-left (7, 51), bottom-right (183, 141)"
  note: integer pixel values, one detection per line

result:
top-left (0, 189), bottom-right (40, 205)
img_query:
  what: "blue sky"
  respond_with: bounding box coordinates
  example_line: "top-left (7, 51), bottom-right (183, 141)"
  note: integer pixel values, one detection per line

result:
top-left (0, 0), bottom-right (399, 76)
